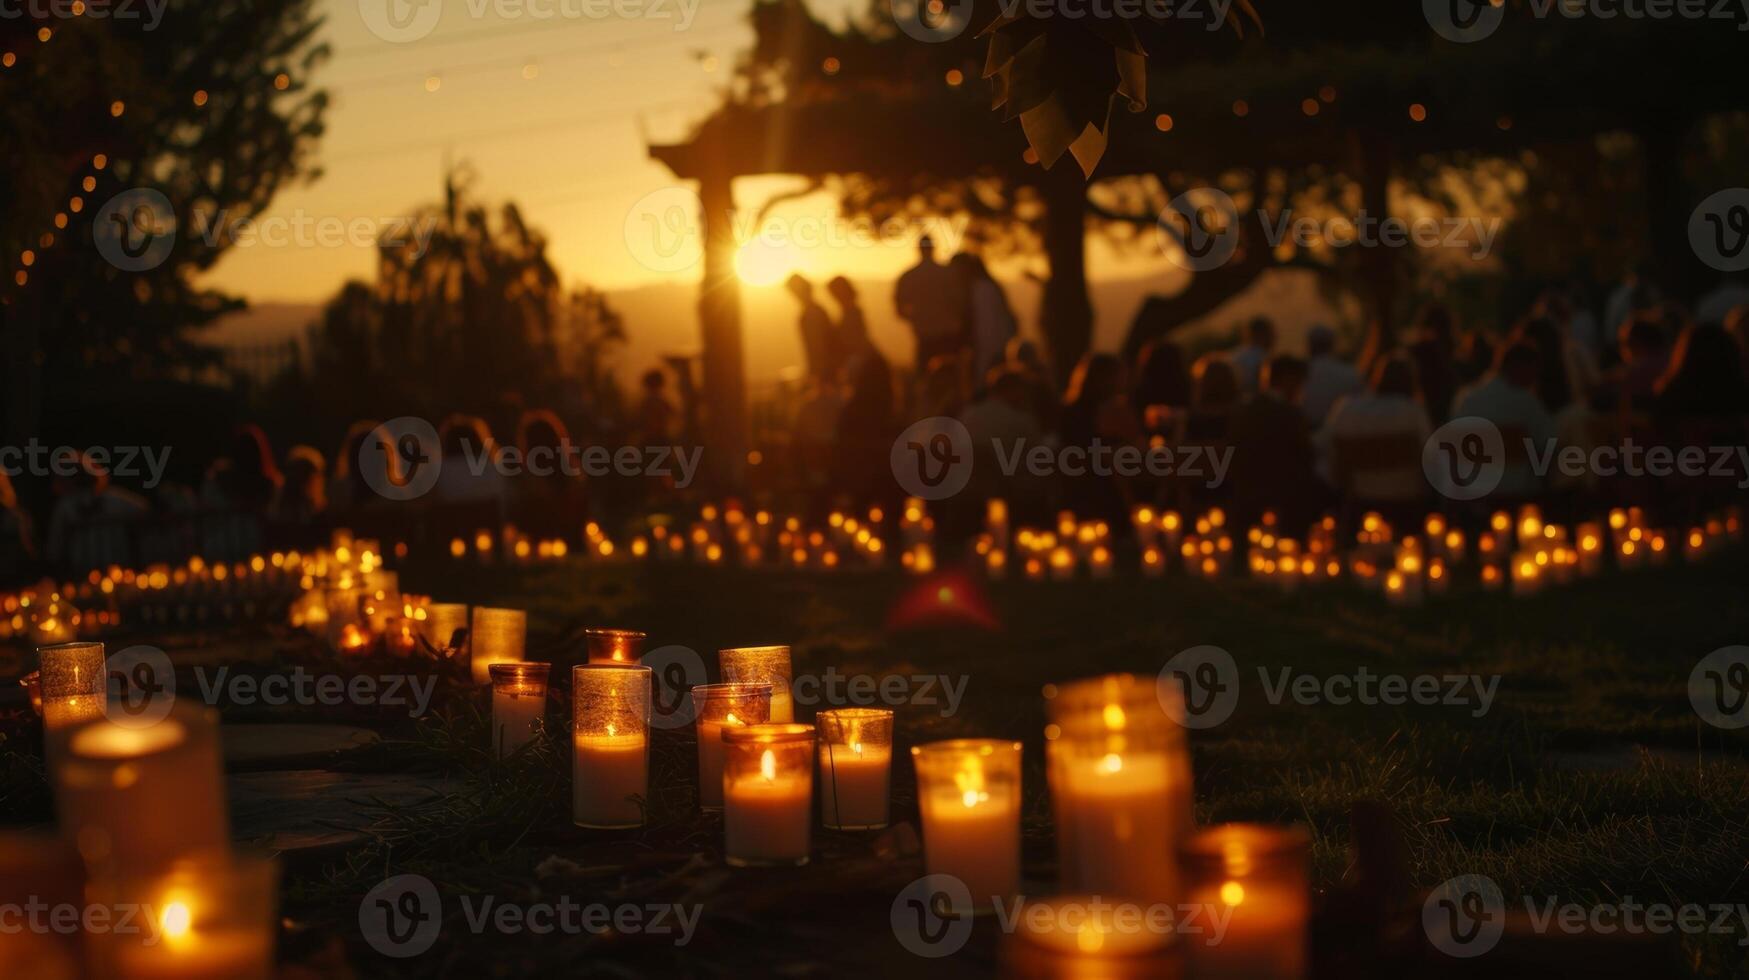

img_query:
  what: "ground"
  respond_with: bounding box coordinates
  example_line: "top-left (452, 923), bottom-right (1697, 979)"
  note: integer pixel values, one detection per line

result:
top-left (6, 553), bottom-right (1749, 977)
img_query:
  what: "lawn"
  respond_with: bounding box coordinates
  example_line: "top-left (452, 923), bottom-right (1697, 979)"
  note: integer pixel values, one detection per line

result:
top-left (8, 552), bottom-right (1749, 977)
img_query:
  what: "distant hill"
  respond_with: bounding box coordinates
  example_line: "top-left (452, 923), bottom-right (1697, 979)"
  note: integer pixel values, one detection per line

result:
top-left (207, 269), bottom-right (1343, 386)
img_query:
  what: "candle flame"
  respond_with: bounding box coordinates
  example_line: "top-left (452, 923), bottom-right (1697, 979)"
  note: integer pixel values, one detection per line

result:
top-left (1219, 881), bottom-right (1245, 907)
top-left (1076, 923), bottom-right (1106, 953)
top-left (851, 741), bottom-right (864, 757)
top-left (159, 900), bottom-right (192, 941)
top-left (1098, 753), bottom-right (1124, 774)
top-left (760, 749), bottom-right (776, 781)
top-left (1102, 703), bottom-right (1126, 731)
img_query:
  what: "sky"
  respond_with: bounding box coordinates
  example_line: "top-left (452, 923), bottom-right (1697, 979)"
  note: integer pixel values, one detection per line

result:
top-left (201, 0), bottom-right (947, 302)
top-left (200, 0), bottom-right (1181, 309)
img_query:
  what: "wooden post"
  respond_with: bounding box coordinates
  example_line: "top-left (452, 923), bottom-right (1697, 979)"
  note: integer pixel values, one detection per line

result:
top-left (1040, 167), bottom-right (1093, 387)
top-left (696, 167), bottom-right (748, 490)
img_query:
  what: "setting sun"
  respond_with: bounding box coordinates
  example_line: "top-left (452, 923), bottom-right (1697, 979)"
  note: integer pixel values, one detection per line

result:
top-left (733, 239), bottom-right (799, 287)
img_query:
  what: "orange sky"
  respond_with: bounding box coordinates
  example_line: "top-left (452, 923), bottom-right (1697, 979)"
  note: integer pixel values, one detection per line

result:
top-left (200, 0), bottom-right (1177, 306)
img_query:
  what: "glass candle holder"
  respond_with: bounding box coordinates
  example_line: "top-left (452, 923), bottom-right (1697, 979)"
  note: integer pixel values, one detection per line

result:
top-left (691, 683), bottom-right (773, 810)
top-left (572, 664), bottom-right (652, 829)
top-left (490, 662), bottom-right (550, 758)
top-left (50, 703), bottom-right (228, 875)
top-left (911, 739), bottom-right (1023, 915)
top-left (1181, 824), bottom-right (1311, 980)
top-left (0, 832), bottom-right (84, 976)
top-left (722, 723), bottom-right (816, 867)
top-left (997, 894), bottom-right (1178, 980)
top-left (37, 641), bottom-right (107, 731)
top-left (469, 607), bottom-right (526, 685)
top-left (422, 602), bottom-right (469, 656)
top-left (586, 628), bottom-right (648, 665)
top-left (95, 850), bottom-right (279, 980)
top-left (817, 708), bottom-right (894, 831)
top-left (322, 585), bottom-right (363, 649)
top-left (1045, 673), bottom-right (1194, 909)
top-left (719, 646), bottom-right (794, 722)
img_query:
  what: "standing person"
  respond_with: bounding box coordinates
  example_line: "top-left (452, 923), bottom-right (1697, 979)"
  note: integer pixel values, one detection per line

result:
top-left (1300, 324), bottom-right (1364, 428)
top-left (1407, 305), bottom-right (1460, 425)
top-left (1228, 355), bottom-right (1322, 531)
top-left (1449, 342), bottom-right (1556, 500)
top-left (1315, 354), bottom-right (1432, 523)
top-left (894, 235), bottom-right (969, 367)
top-left (787, 274), bottom-right (838, 386)
top-left (826, 276), bottom-right (866, 382)
top-left (1227, 316), bottom-right (1276, 395)
top-left (951, 253), bottom-right (1017, 380)
top-left (832, 295), bottom-right (896, 506)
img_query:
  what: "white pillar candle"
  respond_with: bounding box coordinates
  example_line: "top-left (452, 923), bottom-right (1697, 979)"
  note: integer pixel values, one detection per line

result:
top-left (572, 664), bottom-right (651, 828)
top-left (490, 662), bottom-right (550, 758)
top-left (691, 683), bottom-right (772, 810)
top-left (817, 708), bottom-right (894, 830)
top-left (1045, 674), bottom-right (1194, 909)
top-left (100, 852), bottom-right (277, 980)
top-left (469, 607), bottom-right (526, 685)
top-left (912, 739), bottom-right (1023, 915)
top-left (723, 724), bottom-right (815, 867)
top-left (1182, 824), bottom-right (1310, 980)
top-left (719, 646), bottom-right (794, 723)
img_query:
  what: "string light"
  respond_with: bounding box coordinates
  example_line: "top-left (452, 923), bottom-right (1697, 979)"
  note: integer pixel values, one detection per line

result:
top-left (274, 72), bottom-right (290, 90)
top-left (1408, 103), bottom-right (1427, 122)
top-left (1232, 99), bottom-right (1249, 117)
top-left (1154, 113), bottom-right (1173, 132)
top-left (193, 89), bottom-right (209, 106)
top-left (109, 100), bottom-right (125, 117)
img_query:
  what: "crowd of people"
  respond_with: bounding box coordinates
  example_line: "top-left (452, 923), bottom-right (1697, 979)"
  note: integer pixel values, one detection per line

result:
top-left (5, 252), bottom-right (1747, 581)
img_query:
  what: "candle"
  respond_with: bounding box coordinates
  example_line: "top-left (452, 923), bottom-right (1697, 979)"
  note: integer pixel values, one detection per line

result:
top-left (322, 585), bottom-right (363, 650)
top-left (101, 852), bottom-right (278, 980)
top-left (719, 646), bottom-right (794, 723)
top-left (912, 739), bottom-right (1023, 915)
top-left (572, 664), bottom-right (652, 828)
top-left (817, 708), bottom-right (893, 830)
top-left (586, 627), bottom-right (647, 665)
top-left (490, 662), bottom-right (550, 758)
top-left (998, 894), bottom-right (1176, 979)
top-left (421, 602), bottom-right (469, 655)
top-left (723, 723), bottom-right (815, 867)
top-left (469, 607), bottom-right (526, 685)
top-left (988, 498), bottom-right (1011, 546)
top-left (0, 832), bottom-right (83, 975)
top-left (1181, 824), bottom-right (1310, 980)
top-left (691, 683), bottom-right (772, 810)
top-left (37, 641), bottom-right (108, 732)
top-left (1045, 674), bottom-right (1193, 909)
top-left (1510, 553), bottom-right (1540, 596)
top-left (1575, 523), bottom-right (1604, 576)
top-left (50, 705), bottom-right (228, 875)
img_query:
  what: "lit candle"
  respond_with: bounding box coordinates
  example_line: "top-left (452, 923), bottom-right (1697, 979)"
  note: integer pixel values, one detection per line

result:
top-left (469, 607), bottom-right (526, 685)
top-left (585, 627), bottom-right (647, 665)
top-left (723, 723), bottom-right (815, 867)
top-left (37, 641), bottom-right (107, 732)
top-left (102, 852), bottom-right (278, 980)
top-left (912, 739), bottom-right (1023, 915)
top-left (1181, 824), bottom-right (1311, 980)
top-left (719, 646), bottom-right (794, 723)
top-left (987, 498), bottom-right (1011, 546)
top-left (1510, 553), bottom-right (1541, 596)
top-left (817, 708), bottom-right (893, 831)
top-left (421, 602), bottom-right (469, 656)
top-left (50, 705), bottom-right (228, 875)
top-left (1575, 523), bottom-right (1604, 576)
top-left (570, 664), bottom-right (651, 829)
top-left (1045, 674), bottom-right (1193, 909)
top-left (490, 662), bottom-right (550, 758)
top-left (691, 683), bottom-right (772, 810)
top-left (998, 894), bottom-right (1176, 978)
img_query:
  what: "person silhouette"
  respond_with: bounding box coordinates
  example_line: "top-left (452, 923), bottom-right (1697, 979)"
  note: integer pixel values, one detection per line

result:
top-left (787, 273), bottom-right (837, 386)
top-left (894, 236), bottom-right (969, 368)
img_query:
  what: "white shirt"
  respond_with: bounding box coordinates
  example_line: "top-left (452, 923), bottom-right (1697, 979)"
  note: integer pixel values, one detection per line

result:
top-left (1300, 354), bottom-right (1365, 427)
top-left (1228, 344), bottom-right (1268, 394)
top-left (1314, 393), bottom-right (1432, 501)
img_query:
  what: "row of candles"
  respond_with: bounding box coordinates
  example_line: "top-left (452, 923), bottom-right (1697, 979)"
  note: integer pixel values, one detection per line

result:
top-left (479, 632), bottom-right (1307, 977)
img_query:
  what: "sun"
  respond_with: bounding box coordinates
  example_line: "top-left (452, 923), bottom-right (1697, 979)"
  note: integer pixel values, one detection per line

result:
top-left (733, 240), bottom-right (798, 287)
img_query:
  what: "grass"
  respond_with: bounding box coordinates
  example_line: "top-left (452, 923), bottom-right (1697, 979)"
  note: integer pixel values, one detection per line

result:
top-left (7, 551), bottom-right (1749, 976)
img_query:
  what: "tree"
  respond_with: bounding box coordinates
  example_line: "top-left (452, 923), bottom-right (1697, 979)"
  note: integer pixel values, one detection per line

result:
top-left (0, 0), bottom-right (329, 446)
